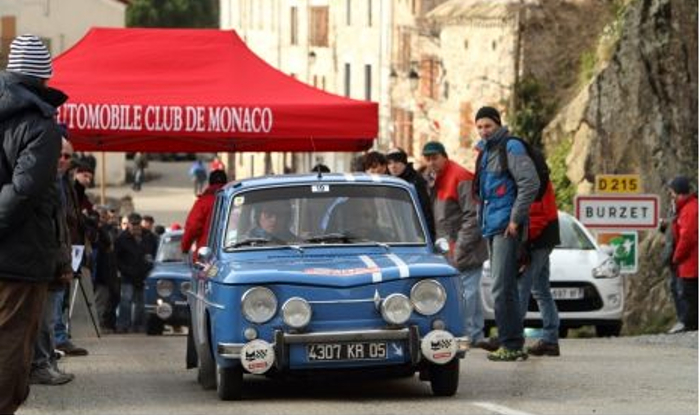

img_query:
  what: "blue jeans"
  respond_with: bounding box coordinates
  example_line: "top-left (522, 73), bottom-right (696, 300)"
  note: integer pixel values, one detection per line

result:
top-left (117, 283), bottom-right (144, 331)
top-left (459, 267), bottom-right (485, 343)
top-left (669, 269), bottom-right (686, 323)
top-left (518, 248), bottom-right (559, 344)
top-left (52, 289), bottom-right (68, 345)
top-left (33, 292), bottom-right (59, 370)
top-left (489, 234), bottom-right (524, 350)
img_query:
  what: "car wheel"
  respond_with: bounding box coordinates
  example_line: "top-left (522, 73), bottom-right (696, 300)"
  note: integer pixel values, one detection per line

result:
top-left (146, 315), bottom-right (164, 336)
top-left (197, 319), bottom-right (217, 390)
top-left (217, 364), bottom-right (243, 401)
top-left (558, 327), bottom-right (569, 339)
top-left (428, 358), bottom-right (460, 397)
top-left (186, 325), bottom-right (197, 369)
top-left (595, 322), bottom-right (622, 337)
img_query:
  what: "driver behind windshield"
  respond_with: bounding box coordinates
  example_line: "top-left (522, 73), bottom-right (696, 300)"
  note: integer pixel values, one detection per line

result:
top-left (248, 201), bottom-right (298, 243)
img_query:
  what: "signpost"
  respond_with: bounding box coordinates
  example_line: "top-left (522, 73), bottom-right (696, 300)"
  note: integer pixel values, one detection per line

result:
top-left (596, 231), bottom-right (639, 274)
top-left (595, 174), bottom-right (642, 194)
top-left (575, 195), bottom-right (659, 229)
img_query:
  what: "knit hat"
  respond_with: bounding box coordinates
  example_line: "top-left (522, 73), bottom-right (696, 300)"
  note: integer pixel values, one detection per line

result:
top-left (6, 34), bottom-right (53, 79)
top-left (422, 141), bottom-right (447, 157)
top-left (667, 176), bottom-right (691, 195)
top-left (386, 148), bottom-right (408, 165)
top-left (475, 106), bottom-right (502, 125)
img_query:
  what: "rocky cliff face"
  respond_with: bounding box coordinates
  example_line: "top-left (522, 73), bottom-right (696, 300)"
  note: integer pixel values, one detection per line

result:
top-left (543, 0), bottom-right (697, 333)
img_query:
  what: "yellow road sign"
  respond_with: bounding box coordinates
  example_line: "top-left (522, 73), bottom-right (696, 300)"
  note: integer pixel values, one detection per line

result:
top-left (595, 174), bottom-right (641, 194)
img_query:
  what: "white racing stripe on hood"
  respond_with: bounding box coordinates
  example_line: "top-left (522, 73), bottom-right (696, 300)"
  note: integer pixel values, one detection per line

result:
top-left (386, 254), bottom-right (410, 278)
top-left (359, 255), bottom-right (382, 283)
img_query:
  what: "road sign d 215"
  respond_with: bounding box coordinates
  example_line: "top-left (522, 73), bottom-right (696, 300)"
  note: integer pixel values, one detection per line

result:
top-left (595, 174), bottom-right (641, 194)
top-left (597, 231), bottom-right (638, 274)
top-left (575, 195), bottom-right (659, 229)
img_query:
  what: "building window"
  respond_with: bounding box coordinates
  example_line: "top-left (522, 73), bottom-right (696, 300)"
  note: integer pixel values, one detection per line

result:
top-left (365, 64), bottom-right (372, 100)
top-left (309, 6), bottom-right (329, 47)
top-left (459, 102), bottom-right (475, 148)
top-left (347, 0), bottom-right (352, 25)
top-left (344, 63), bottom-right (351, 97)
top-left (391, 108), bottom-right (414, 156)
top-left (290, 7), bottom-right (298, 45)
top-left (368, 0), bottom-right (373, 27)
top-left (420, 55), bottom-right (440, 100)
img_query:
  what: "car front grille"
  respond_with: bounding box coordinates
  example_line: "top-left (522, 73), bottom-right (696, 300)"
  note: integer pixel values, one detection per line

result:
top-left (527, 282), bottom-right (603, 312)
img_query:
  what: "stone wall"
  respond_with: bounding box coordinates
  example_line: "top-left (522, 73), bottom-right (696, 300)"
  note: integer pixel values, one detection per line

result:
top-left (543, 0), bottom-right (698, 333)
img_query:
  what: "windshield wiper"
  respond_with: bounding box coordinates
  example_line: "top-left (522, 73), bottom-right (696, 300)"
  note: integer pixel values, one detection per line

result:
top-left (226, 237), bottom-right (271, 249)
top-left (304, 233), bottom-right (353, 244)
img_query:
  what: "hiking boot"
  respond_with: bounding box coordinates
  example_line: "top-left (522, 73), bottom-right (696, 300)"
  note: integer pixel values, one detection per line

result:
top-left (29, 367), bottom-right (74, 385)
top-left (487, 347), bottom-right (529, 362)
top-left (473, 337), bottom-right (500, 352)
top-left (56, 341), bottom-right (89, 356)
top-left (526, 340), bottom-right (560, 356)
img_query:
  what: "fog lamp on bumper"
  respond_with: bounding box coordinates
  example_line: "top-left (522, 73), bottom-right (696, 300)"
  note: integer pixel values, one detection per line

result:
top-left (239, 339), bottom-right (275, 374)
top-left (421, 330), bottom-right (460, 364)
top-left (155, 299), bottom-right (173, 319)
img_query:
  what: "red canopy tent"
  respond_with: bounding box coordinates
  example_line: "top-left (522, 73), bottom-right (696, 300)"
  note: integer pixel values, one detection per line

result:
top-left (50, 27), bottom-right (377, 152)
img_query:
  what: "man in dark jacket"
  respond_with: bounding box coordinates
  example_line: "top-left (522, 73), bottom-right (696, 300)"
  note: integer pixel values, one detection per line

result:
top-left (0, 34), bottom-right (68, 415)
top-left (115, 212), bottom-right (158, 333)
top-left (386, 148), bottom-right (435, 240)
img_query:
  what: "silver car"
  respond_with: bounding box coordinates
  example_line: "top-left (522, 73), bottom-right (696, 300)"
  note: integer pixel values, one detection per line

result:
top-left (480, 211), bottom-right (624, 337)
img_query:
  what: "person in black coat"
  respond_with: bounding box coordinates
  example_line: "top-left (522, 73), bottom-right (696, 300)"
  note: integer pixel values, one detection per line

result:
top-left (386, 148), bottom-right (436, 240)
top-left (115, 212), bottom-right (158, 333)
top-left (0, 34), bottom-right (69, 414)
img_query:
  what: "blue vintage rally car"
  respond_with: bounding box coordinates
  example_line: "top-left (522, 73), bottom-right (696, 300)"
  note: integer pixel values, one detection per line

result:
top-left (144, 229), bottom-right (191, 335)
top-left (186, 174), bottom-right (468, 400)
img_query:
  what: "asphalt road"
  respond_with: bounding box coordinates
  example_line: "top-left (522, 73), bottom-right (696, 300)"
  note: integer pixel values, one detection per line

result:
top-left (17, 332), bottom-right (697, 415)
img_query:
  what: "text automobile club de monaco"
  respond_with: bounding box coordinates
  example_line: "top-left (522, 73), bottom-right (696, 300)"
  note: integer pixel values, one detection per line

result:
top-left (56, 104), bottom-right (274, 134)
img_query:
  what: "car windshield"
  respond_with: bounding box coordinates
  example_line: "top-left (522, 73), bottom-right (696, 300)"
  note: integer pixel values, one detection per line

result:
top-left (557, 214), bottom-right (596, 250)
top-left (223, 184), bottom-right (426, 249)
top-left (156, 233), bottom-right (187, 262)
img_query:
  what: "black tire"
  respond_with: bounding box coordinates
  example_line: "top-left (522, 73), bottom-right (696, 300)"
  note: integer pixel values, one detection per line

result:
top-left (217, 364), bottom-right (243, 401)
top-left (429, 358), bottom-right (460, 397)
top-left (146, 315), bottom-right (164, 336)
top-left (595, 322), bottom-right (622, 337)
top-left (558, 327), bottom-right (569, 339)
top-left (197, 318), bottom-right (217, 390)
top-left (186, 326), bottom-right (198, 369)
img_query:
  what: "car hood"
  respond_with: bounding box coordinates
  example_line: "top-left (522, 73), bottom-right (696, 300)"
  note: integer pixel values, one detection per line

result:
top-left (549, 249), bottom-right (607, 281)
top-left (147, 262), bottom-right (191, 281)
top-left (218, 253), bottom-right (456, 287)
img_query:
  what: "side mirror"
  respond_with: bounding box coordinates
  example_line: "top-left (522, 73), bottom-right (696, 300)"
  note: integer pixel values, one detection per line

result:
top-left (434, 238), bottom-right (450, 255)
top-left (600, 244), bottom-right (614, 257)
top-left (194, 246), bottom-right (213, 270)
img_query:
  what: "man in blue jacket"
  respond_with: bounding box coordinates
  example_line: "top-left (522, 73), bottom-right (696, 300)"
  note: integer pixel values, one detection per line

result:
top-left (0, 34), bottom-right (68, 414)
top-left (474, 106), bottom-right (539, 361)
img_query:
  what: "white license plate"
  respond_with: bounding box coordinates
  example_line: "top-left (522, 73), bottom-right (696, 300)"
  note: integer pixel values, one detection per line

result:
top-left (551, 287), bottom-right (585, 300)
top-left (307, 342), bottom-right (387, 361)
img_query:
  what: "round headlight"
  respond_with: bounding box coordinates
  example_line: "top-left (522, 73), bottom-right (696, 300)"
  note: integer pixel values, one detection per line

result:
top-left (180, 281), bottom-right (192, 293)
top-left (410, 279), bottom-right (446, 315)
top-left (241, 287), bottom-right (278, 324)
top-left (156, 279), bottom-right (174, 297)
top-left (381, 293), bottom-right (412, 325)
top-left (156, 302), bottom-right (173, 319)
top-left (282, 297), bottom-right (312, 329)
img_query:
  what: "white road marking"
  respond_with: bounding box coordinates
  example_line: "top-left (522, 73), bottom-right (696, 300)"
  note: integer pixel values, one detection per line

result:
top-left (472, 401), bottom-right (536, 415)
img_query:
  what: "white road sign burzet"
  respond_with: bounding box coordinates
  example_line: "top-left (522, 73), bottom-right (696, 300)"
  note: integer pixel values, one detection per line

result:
top-left (575, 195), bottom-right (660, 229)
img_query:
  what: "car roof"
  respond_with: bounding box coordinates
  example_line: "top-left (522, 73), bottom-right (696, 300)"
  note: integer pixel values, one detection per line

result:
top-left (221, 173), bottom-right (413, 194)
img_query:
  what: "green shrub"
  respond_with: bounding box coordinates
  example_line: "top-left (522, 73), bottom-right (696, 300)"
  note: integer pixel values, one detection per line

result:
top-left (548, 137), bottom-right (576, 213)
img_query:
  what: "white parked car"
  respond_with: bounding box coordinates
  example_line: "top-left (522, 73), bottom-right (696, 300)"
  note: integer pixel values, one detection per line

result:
top-left (480, 211), bottom-right (624, 337)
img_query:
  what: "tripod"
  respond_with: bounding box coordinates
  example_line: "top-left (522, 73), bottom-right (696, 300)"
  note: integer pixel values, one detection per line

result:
top-left (67, 270), bottom-right (102, 338)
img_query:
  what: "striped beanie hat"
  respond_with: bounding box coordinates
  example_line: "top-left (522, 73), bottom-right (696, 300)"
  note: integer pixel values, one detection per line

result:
top-left (6, 34), bottom-right (53, 79)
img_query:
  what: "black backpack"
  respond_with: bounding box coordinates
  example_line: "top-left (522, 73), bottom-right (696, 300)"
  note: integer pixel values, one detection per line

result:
top-left (496, 137), bottom-right (550, 201)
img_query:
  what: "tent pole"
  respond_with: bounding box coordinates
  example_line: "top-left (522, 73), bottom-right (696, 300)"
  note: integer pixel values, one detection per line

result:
top-left (100, 152), bottom-right (106, 206)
